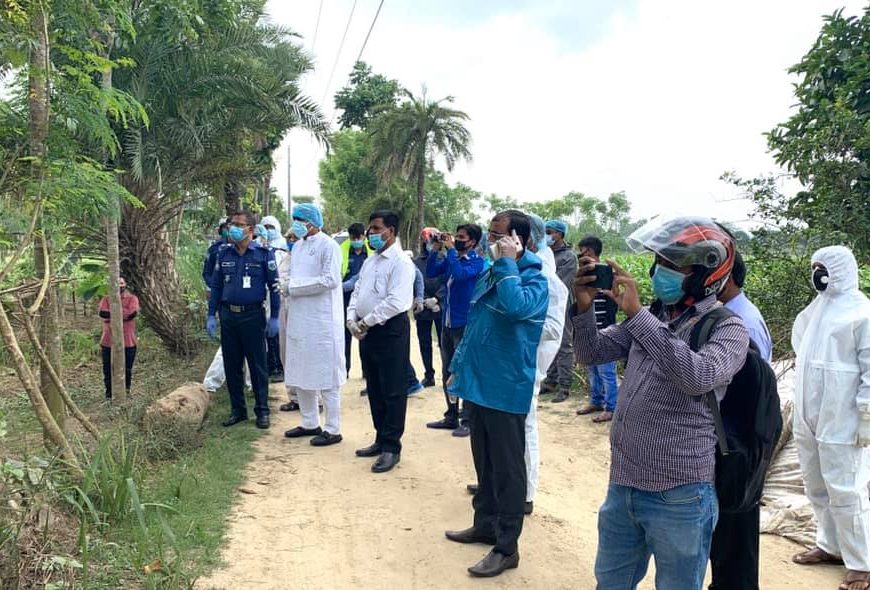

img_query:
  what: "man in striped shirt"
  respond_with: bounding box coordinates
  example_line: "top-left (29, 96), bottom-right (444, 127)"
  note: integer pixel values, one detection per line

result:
top-left (574, 217), bottom-right (748, 590)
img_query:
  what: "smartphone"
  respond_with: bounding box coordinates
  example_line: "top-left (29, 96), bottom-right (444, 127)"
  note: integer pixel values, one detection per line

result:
top-left (584, 263), bottom-right (614, 290)
top-left (489, 230), bottom-right (524, 260)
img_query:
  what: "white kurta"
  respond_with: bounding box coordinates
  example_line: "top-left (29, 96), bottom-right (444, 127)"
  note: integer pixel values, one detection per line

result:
top-left (282, 232), bottom-right (347, 391)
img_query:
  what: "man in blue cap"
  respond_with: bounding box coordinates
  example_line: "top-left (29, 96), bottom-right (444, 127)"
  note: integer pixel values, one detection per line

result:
top-left (207, 210), bottom-right (280, 429)
top-left (542, 219), bottom-right (578, 403)
top-left (281, 203), bottom-right (347, 447)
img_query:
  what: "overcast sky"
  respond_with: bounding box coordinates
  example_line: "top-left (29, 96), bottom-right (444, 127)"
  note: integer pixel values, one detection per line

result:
top-left (265, 0), bottom-right (866, 226)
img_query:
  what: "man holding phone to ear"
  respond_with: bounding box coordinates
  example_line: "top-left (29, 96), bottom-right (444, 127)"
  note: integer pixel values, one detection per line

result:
top-left (444, 210), bottom-right (549, 578)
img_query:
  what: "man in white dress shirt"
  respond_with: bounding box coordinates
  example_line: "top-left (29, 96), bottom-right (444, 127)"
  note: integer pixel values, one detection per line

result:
top-left (347, 210), bottom-right (416, 473)
top-left (282, 203), bottom-right (347, 447)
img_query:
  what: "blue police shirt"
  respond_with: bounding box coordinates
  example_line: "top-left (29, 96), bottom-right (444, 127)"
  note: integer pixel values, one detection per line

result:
top-left (207, 241), bottom-right (279, 317)
top-left (202, 239), bottom-right (226, 288)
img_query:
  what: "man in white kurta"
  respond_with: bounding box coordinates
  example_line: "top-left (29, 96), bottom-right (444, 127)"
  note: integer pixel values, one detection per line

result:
top-left (281, 204), bottom-right (347, 446)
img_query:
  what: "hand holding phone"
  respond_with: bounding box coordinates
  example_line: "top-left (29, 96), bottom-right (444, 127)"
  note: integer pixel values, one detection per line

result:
top-left (584, 263), bottom-right (614, 290)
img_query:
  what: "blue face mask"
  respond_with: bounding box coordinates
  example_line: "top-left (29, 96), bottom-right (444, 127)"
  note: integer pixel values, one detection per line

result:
top-left (425, 242), bottom-right (433, 253)
top-left (367, 232), bottom-right (385, 251)
top-left (266, 229), bottom-right (279, 241)
top-left (291, 221), bottom-right (309, 240)
top-left (228, 226), bottom-right (246, 242)
top-left (652, 265), bottom-right (687, 305)
top-left (287, 242), bottom-right (294, 251)
top-left (545, 235), bottom-right (555, 247)
top-left (350, 239), bottom-right (365, 250)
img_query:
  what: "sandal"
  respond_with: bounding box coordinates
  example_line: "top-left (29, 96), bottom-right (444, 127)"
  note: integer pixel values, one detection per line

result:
top-left (576, 403), bottom-right (604, 415)
top-left (841, 570), bottom-right (870, 590)
top-left (592, 411), bottom-right (614, 423)
top-left (792, 546), bottom-right (844, 566)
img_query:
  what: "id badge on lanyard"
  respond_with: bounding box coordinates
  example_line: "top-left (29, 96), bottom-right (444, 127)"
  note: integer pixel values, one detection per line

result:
top-left (243, 275), bottom-right (251, 289)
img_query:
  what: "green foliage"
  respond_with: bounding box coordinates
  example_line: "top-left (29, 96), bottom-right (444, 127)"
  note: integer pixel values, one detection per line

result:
top-left (69, 434), bottom-right (142, 528)
top-left (334, 61), bottom-right (402, 130)
top-left (764, 7), bottom-right (870, 259)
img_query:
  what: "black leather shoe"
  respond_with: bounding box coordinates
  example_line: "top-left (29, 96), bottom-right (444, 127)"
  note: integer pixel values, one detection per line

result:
top-left (256, 416), bottom-right (270, 429)
top-left (222, 415), bottom-right (248, 427)
top-left (356, 443), bottom-right (382, 457)
top-left (445, 527), bottom-right (496, 545)
top-left (427, 418), bottom-right (459, 430)
top-left (310, 432), bottom-right (343, 446)
top-left (467, 549), bottom-right (519, 577)
top-left (284, 426), bottom-right (322, 438)
top-left (524, 501), bottom-right (533, 515)
top-left (360, 388), bottom-right (368, 396)
top-left (551, 390), bottom-right (569, 403)
top-left (279, 401), bottom-right (299, 412)
top-left (466, 484), bottom-right (479, 495)
top-left (371, 452), bottom-right (400, 473)
top-left (422, 377), bottom-right (436, 387)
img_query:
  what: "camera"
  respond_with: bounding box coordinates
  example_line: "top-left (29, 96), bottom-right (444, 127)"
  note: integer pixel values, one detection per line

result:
top-left (432, 232), bottom-right (443, 243)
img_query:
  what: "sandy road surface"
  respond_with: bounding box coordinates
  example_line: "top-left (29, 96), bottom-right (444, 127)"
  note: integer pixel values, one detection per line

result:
top-left (197, 337), bottom-right (843, 590)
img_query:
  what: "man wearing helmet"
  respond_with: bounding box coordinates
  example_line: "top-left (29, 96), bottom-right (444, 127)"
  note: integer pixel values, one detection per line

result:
top-left (573, 216), bottom-right (749, 590)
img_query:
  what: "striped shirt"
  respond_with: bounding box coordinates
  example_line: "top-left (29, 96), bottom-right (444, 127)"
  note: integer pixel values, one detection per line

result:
top-left (593, 293), bottom-right (618, 329)
top-left (573, 296), bottom-right (748, 491)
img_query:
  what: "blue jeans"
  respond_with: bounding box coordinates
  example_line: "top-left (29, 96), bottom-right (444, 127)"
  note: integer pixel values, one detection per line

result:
top-left (588, 362), bottom-right (618, 411)
top-left (595, 483), bottom-right (718, 590)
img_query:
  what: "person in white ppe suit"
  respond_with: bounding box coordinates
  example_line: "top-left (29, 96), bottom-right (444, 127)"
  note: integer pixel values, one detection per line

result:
top-left (277, 232), bottom-right (299, 411)
top-left (792, 245), bottom-right (870, 590)
top-left (281, 203), bottom-right (346, 446)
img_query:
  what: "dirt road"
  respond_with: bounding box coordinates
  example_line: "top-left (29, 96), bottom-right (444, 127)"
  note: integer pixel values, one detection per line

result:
top-left (197, 337), bottom-right (843, 590)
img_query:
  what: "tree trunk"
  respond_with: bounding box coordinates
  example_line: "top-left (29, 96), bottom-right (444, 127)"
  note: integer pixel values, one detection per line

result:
top-left (29, 6), bottom-right (64, 432)
top-left (224, 176), bottom-right (242, 215)
top-left (416, 167), bottom-right (425, 239)
top-left (120, 200), bottom-right (197, 354)
top-left (102, 35), bottom-right (126, 402)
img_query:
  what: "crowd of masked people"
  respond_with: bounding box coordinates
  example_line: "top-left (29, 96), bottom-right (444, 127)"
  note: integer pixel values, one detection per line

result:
top-left (198, 203), bottom-right (870, 590)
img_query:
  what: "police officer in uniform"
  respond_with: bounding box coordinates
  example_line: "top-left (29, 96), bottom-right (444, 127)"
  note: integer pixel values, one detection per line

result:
top-left (207, 210), bottom-right (280, 429)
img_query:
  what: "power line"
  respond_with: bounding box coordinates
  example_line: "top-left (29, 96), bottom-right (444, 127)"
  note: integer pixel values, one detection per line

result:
top-left (355, 0), bottom-right (385, 64)
top-left (310, 0), bottom-right (324, 52)
top-left (319, 0), bottom-right (358, 107)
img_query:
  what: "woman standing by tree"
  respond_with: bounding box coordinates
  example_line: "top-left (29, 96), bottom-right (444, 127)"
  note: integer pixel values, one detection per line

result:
top-left (98, 277), bottom-right (139, 400)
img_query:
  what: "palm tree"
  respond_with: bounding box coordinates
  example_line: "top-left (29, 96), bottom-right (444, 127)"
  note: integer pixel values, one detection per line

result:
top-left (369, 89), bottom-right (472, 235)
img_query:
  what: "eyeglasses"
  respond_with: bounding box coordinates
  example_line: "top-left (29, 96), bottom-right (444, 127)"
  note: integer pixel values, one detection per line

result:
top-left (487, 231), bottom-right (508, 241)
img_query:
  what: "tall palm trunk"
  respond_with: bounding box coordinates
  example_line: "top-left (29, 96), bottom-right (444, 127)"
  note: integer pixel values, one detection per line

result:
top-left (102, 31), bottom-right (126, 401)
top-left (416, 165), bottom-right (425, 239)
top-left (120, 197), bottom-right (195, 354)
top-left (29, 5), bottom-right (64, 430)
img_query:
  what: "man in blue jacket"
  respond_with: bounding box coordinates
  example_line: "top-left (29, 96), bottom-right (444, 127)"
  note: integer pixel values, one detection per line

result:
top-left (444, 210), bottom-right (548, 578)
top-left (425, 223), bottom-right (484, 436)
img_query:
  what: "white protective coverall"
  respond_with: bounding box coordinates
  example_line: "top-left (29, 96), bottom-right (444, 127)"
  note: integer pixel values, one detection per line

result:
top-left (282, 231), bottom-right (346, 434)
top-left (793, 245), bottom-right (870, 571)
top-left (526, 246), bottom-right (567, 502)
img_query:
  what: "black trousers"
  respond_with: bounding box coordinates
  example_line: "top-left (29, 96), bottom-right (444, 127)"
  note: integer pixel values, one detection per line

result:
top-left (360, 313), bottom-right (410, 454)
top-left (343, 290), bottom-right (366, 377)
top-left (709, 504), bottom-right (760, 590)
top-left (441, 326), bottom-right (466, 422)
top-left (220, 307), bottom-right (269, 418)
top-left (101, 345), bottom-right (136, 398)
top-left (415, 315), bottom-right (442, 380)
top-left (468, 401), bottom-right (527, 556)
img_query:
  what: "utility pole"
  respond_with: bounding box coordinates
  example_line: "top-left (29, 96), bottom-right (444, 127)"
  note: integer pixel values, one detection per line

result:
top-left (286, 140), bottom-right (292, 214)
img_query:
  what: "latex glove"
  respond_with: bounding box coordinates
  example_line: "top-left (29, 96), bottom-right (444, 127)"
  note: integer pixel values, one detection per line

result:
top-left (859, 413), bottom-right (870, 447)
top-left (414, 299), bottom-right (425, 314)
top-left (423, 297), bottom-right (438, 309)
top-left (267, 317), bottom-right (279, 338)
top-left (431, 304), bottom-right (441, 314)
top-left (206, 316), bottom-right (218, 339)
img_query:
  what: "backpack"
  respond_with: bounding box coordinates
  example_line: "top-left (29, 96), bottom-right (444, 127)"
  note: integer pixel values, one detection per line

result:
top-left (689, 306), bottom-right (783, 514)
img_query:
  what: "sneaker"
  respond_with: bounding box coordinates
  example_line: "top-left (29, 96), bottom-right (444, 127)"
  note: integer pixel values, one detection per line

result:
top-left (407, 381), bottom-right (424, 396)
top-left (427, 418), bottom-right (459, 430)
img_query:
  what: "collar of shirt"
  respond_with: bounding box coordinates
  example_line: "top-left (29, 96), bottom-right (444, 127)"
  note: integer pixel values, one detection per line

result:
top-left (378, 242), bottom-right (400, 259)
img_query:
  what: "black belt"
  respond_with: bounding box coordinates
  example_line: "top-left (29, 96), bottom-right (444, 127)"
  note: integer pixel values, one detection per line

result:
top-left (222, 303), bottom-right (263, 313)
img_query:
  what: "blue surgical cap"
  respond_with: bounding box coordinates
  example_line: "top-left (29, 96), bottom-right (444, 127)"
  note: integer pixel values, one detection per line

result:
top-left (545, 219), bottom-right (568, 237)
top-left (292, 203), bottom-right (324, 229)
top-left (529, 214), bottom-right (548, 252)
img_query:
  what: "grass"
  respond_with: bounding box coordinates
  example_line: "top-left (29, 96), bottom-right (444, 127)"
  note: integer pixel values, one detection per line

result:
top-left (0, 315), bottom-right (264, 589)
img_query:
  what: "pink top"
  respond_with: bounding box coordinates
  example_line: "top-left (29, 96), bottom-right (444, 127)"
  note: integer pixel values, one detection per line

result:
top-left (99, 292), bottom-right (139, 348)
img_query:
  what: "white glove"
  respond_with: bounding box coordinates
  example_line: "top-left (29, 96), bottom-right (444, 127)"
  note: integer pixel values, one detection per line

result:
top-left (431, 304), bottom-right (441, 314)
top-left (423, 297), bottom-right (438, 310)
top-left (859, 413), bottom-right (870, 447)
top-left (414, 299), bottom-right (425, 314)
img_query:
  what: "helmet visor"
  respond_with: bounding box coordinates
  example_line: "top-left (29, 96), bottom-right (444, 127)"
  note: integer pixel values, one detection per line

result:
top-left (626, 216), bottom-right (732, 269)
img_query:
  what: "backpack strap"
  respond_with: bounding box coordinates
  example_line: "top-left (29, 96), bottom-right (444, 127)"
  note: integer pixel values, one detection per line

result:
top-left (689, 306), bottom-right (735, 456)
